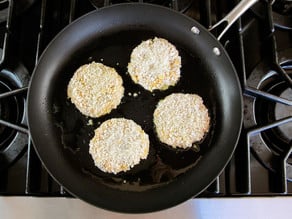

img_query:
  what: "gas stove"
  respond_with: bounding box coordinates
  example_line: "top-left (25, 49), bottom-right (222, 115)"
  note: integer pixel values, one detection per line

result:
top-left (0, 0), bottom-right (291, 198)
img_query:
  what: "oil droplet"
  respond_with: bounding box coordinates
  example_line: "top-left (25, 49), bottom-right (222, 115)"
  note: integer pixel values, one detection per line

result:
top-left (87, 119), bottom-right (93, 126)
top-left (192, 144), bottom-right (200, 152)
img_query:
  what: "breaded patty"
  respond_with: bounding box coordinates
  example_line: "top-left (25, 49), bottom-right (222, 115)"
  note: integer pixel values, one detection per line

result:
top-left (67, 62), bottom-right (124, 118)
top-left (128, 37), bottom-right (181, 91)
top-left (89, 118), bottom-right (150, 174)
top-left (153, 93), bottom-right (210, 149)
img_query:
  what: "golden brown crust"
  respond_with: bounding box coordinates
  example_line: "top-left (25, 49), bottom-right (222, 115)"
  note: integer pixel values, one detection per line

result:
top-left (154, 93), bottom-right (210, 149)
top-left (89, 118), bottom-right (150, 174)
top-left (128, 37), bottom-right (181, 91)
top-left (67, 62), bottom-right (124, 118)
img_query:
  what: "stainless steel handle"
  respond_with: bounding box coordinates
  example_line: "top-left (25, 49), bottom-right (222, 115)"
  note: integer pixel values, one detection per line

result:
top-left (209, 0), bottom-right (259, 40)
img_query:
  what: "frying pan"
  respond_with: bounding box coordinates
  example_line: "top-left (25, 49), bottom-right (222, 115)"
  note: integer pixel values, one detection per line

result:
top-left (27, 0), bottom-right (257, 213)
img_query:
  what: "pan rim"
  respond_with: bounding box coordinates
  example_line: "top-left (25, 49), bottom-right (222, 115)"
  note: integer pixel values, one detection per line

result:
top-left (27, 3), bottom-right (243, 213)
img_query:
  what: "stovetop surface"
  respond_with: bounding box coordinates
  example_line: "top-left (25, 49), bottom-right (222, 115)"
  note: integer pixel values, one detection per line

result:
top-left (0, 0), bottom-right (291, 197)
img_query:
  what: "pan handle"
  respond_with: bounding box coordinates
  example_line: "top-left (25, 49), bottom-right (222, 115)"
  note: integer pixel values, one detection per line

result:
top-left (208, 0), bottom-right (259, 40)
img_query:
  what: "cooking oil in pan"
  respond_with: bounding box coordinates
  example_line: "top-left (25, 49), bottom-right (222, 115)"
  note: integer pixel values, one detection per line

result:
top-left (52, 30), bottom-right (215, 191)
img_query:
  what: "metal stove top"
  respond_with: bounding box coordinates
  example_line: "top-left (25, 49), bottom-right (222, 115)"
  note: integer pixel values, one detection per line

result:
top-left (0, 0), bottom-right (291, 197)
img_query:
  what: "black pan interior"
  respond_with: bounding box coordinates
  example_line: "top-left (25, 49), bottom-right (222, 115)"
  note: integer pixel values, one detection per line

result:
top-left (53, 28), bottom-right (215, 186)
top-left (27, 3), bottom-right (242, 213)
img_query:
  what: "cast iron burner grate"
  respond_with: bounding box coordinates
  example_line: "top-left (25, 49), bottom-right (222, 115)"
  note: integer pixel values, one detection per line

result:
top-left (0, 0), bottom-right (30, 174)
top-left (273, 0), bottom-right (292, 15)
top-left (244, 58), bottom-right (291, 190)
top-left (253, 0), bottom-right (292, 30)
top-left (0, 0), bottom-right (292, 198)
top-left (0, 68), bottom-right (28, 172)
top-left (89, 0), bottom-right (193, 12)
top-left (242, 1), bottom-right (292, 194)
